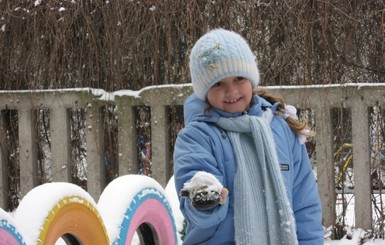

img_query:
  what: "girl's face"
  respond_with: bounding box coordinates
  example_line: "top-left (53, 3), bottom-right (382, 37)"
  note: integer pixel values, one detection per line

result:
top-left (207, 76), bottom-right (253, 114)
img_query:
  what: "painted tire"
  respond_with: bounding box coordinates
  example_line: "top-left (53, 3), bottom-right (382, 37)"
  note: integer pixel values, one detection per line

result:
top-left (13, 182), bottom-right (109, 245)
top-left (98, 175), bottom-right (177, 245)
top-left (0, 208), bottom-right (26, 245)
top-left (165, 175), bottom-right (184, 243)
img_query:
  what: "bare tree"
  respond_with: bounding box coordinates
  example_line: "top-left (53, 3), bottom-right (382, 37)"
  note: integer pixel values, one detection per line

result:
top-left (0, 0), bottom-right (383, 90)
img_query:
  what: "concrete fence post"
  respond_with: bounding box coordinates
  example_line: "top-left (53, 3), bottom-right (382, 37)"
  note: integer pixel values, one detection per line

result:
top-left (50, 106), bottom-right (71, 183)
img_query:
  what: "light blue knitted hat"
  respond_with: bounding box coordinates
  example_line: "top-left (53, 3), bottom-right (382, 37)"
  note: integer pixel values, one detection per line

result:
top-left (189, 29), bottom-right (260, 100)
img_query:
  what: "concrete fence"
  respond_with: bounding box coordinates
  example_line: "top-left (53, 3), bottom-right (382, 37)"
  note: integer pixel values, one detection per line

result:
top-left (0, 83), bottom-right (384, 231)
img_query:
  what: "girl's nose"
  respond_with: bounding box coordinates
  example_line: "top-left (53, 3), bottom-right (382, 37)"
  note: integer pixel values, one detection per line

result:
top-left (225, 81), bottom-right (237, 96)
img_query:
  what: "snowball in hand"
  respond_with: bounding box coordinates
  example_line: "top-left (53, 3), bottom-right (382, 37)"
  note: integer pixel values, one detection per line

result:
top-left (180, 171), bottom-right (228, 210)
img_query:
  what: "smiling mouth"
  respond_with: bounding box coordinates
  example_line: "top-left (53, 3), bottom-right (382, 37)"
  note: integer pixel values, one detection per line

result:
top-left (224, 97), bottom-right (241, 103)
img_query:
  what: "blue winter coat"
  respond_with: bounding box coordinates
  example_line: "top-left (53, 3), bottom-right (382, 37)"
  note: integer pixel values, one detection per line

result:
top-left (173, 93), bottom-right (324, 245)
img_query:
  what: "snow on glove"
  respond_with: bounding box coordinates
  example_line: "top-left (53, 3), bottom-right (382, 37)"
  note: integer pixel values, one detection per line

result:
top-left (180, 171), bottom-right (228, 210)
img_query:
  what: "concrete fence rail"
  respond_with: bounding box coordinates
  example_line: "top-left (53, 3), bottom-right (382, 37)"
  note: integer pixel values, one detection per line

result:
top-left (0, 83), bottom-right (385, 231)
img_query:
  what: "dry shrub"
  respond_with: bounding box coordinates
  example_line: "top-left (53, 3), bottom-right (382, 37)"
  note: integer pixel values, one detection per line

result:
top-left (0, 0), bottom-right (383, 91)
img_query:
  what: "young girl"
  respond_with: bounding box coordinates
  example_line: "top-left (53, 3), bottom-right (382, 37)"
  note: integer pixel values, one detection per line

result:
top-left (173, 29), bottom-right (323, 244)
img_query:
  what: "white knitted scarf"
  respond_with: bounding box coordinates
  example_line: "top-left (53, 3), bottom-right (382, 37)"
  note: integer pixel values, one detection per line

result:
top-left (216, 113), bottom-right (298, 245)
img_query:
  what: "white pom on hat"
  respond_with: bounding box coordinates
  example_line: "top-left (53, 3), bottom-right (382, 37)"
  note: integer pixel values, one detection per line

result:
top-left (189, 29), bottom-right (260, 100)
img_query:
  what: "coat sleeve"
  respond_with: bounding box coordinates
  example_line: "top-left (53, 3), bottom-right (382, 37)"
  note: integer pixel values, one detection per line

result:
top-left (291, 134), bottom-right (324, 245)
top-left (271, 115), bottom-right (324, 244)
top-left (173, 124), bottom-right (229, 229)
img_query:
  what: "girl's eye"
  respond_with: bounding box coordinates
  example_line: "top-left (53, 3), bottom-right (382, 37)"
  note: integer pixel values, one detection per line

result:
top-left (235, 76), bottom-right (245, 82)
top-left (212, 82), bottom-right (222, 87)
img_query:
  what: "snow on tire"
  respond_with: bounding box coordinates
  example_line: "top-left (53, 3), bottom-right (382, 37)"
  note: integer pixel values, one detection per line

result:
top-left (13, 182), bottom-right (109, 245)
top-left (98, 174), bottom-right (177, 245)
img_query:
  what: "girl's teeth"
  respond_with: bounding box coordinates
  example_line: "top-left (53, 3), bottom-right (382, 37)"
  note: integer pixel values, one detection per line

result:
top-left (225, 98), bottom-right (239, 103)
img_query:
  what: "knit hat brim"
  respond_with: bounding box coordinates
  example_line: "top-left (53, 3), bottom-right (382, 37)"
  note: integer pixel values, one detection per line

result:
top-left (191, 59), bottom-right (259, 101)
top-left (189, 29), bottom-right (260, 101)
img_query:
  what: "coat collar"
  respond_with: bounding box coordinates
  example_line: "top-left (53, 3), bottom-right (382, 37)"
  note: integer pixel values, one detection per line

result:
top-left (184, 93), bottom-right (280, 125)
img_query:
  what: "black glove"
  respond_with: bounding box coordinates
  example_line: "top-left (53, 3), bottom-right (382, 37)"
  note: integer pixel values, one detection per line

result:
top-left (181, 187), bottom-right (221, 210)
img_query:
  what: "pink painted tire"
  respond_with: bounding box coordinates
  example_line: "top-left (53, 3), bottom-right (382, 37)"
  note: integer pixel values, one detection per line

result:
top-left (0, 208), bottom-right (26, 245)
top-left (98, 175), bottom-right (177, 245)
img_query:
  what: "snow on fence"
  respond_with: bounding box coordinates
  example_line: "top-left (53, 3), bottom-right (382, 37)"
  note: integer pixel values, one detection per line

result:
top-left (0, 83), bottom-right (384, 231)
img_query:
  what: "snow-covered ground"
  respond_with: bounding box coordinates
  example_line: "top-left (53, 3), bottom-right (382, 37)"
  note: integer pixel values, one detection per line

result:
top-left (319, 193), bottom-right (385, 244)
